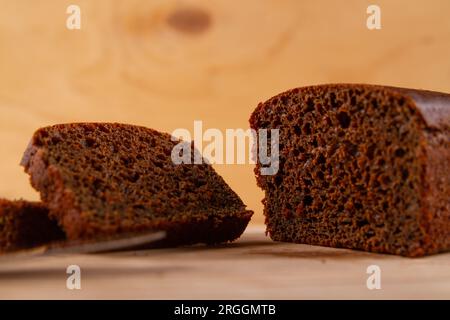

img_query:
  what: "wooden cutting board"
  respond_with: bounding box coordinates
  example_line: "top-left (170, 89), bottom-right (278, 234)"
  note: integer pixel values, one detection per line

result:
top-left (0, 226), bottom-right (448, 299)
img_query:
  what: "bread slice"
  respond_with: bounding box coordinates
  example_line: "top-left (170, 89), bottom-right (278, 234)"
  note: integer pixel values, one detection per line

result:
top-left (21, 123), bottom-right (252, 245)
top-left (250, 84), bottom-right (449, 257)
top-left (0, 199), bottom-right (65, 252)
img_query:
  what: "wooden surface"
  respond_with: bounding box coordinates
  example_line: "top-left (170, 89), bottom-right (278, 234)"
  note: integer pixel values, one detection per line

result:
top-left (0, 226), bottom-right (449, 299)
top-left (1, 0), bottom-right (450, 224)
top-left (0, 0), bottom-right (449, 300)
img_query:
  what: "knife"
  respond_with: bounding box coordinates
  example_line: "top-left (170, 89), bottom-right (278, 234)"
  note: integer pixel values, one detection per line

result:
top-left (0, 231), bottom-right (166, 260)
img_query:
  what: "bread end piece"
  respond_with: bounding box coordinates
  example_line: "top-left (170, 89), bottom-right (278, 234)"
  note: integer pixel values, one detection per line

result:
top-left (0, 199), bottom-right (65, 252)
top-left (250, 84), bottom-right (449, 257)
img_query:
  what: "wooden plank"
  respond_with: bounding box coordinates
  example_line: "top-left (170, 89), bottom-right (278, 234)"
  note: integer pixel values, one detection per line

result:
top-left (0, 226), bottom-right (448, 299)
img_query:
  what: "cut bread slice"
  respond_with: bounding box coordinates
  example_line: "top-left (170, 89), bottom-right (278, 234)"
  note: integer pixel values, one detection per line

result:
top-left (21, 123), bottom-right (252, 246)
top-left (0, 199), bottom-right (65, 252)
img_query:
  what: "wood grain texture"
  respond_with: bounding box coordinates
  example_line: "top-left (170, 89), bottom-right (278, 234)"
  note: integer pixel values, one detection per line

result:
top-left (0, 226), bottom-right (449, 299)
top-left (0, 0), bottom-right (449, 224)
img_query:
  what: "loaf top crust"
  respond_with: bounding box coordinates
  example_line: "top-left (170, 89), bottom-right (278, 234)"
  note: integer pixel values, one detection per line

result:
top-left (253, 84), bottom-right (449, 130)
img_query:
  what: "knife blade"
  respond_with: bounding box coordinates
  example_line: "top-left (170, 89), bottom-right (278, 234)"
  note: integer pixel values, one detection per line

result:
top-left (0, 231), bottom-right (166, 261)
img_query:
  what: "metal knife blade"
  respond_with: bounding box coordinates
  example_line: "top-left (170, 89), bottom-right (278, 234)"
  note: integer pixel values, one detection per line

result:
top-left (0, 231), bottom-right (166, 261)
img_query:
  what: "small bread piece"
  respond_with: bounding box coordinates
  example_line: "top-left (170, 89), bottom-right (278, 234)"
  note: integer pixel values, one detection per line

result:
top-left (250, 84), bottom-right (449, 257)
top-left (0, 199), bottom-right (65, 252)
top-left (21, 123), bottom-right (252, 246)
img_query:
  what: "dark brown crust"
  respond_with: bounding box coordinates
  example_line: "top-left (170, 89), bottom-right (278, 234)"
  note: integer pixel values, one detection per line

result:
top-left (250, 84), bottom-right (449, 257)
top-left (21, 144), bottom-right (88, 239)
top-left (388, 87), bottom-right (450, 129)
top-left (21, 123), bottom-right (252, 246)
top-left (0, 199), bottom-right (66, 252)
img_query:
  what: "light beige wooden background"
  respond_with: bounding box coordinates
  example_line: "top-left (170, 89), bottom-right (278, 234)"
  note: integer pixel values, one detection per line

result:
top-left (0, 0), bottom-right (449, 224)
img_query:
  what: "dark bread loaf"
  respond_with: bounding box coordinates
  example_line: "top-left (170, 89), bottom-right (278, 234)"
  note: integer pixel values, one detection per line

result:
top-left (0, 199), bottom-right (65, 252)
top-left (21, 123), bottom-right (252, 245)
top-left (250, 84), bottom-right (449, 257)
